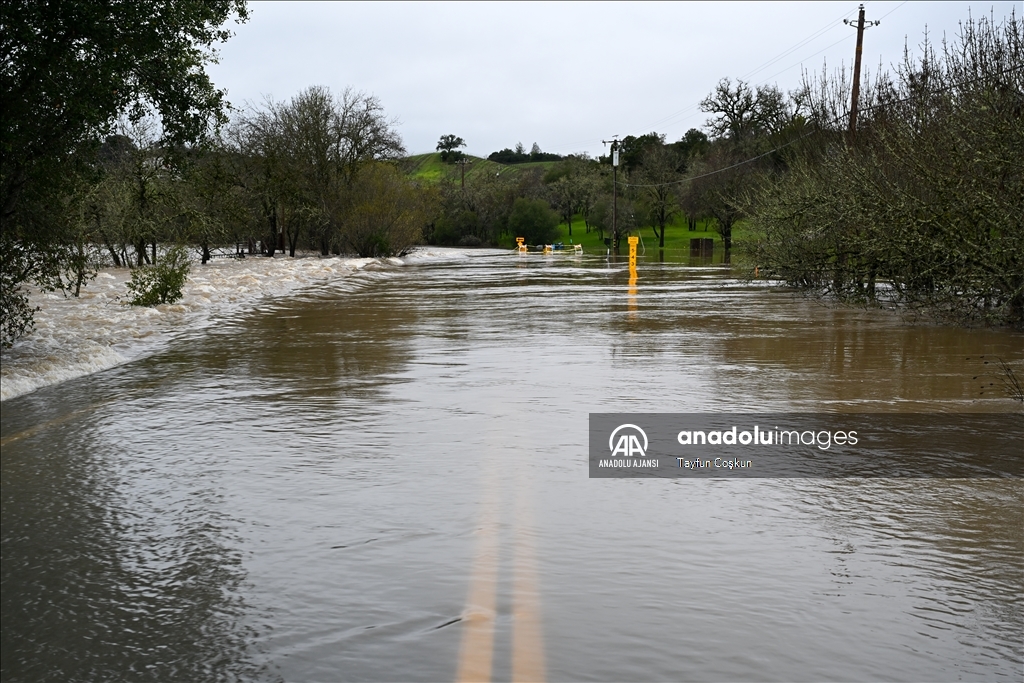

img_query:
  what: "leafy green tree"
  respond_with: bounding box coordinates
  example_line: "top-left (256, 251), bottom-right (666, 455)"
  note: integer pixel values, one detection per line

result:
top-left (672, 129), bottom-right (710, 162)
top-left (436, 134), bottom-right (466, 163)
top-left (619, 132), bottom-right (665, 171)
top-left (1, 0), bottom-right (248, 345)
top-left (1, 0), bottom-right (248, 220)
top-left (507, 198), bottom-right (559, 245)
top-left (126, 246), bottom-right (191, 306)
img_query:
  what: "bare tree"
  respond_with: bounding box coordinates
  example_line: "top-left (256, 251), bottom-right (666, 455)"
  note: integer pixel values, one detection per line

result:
top-left (700, 78), bottom-right (794, 142)
top-left (234, 86), bottom-right (405, 256)
top-left (635, 145), bottom-right (683, 248)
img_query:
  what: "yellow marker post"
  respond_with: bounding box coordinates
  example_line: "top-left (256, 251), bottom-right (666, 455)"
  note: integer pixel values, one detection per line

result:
top-left (627, 236), bottom-right (638, 319)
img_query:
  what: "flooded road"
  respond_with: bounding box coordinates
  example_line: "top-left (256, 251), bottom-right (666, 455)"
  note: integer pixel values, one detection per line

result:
top-left (2, 250), bottom-right (1021, 681)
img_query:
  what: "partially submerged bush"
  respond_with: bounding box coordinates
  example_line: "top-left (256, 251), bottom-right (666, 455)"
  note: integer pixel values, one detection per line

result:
top-left (126, 246), bottom-right (190, 306)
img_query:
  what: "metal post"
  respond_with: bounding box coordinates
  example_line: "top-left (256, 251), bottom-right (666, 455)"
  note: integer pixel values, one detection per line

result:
top-left (603, 136), bottom-right (621, 253)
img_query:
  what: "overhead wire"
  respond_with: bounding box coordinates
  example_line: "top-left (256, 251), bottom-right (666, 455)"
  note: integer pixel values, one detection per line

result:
top-left (534, 2), bottom-right (912, 156)
top-left (621, 6), bottom-right (860, 140)
top-left (617, 63), bottom-right (1022, 190)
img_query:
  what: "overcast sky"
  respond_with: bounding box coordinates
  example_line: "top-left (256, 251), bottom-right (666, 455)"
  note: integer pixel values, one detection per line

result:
top-left (205, 1), bottom-right (1019, 158)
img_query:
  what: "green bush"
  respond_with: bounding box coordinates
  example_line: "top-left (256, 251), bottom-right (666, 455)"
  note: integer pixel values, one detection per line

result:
top-left (507, 198), bottom-right (559, 245)
top-left (126, 246), bottom-right (190, 306)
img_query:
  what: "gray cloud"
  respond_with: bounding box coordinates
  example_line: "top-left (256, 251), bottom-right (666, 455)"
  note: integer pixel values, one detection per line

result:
top-left (206, 1), bottom-right (1019, 157)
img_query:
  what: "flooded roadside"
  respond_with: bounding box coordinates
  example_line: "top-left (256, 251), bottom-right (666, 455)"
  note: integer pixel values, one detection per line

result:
top-left (2, 250), bottom-right (1021, 681)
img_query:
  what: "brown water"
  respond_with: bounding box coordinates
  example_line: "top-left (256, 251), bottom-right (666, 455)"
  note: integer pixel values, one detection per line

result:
top-left (2, 250), bottom-right (1022, 682)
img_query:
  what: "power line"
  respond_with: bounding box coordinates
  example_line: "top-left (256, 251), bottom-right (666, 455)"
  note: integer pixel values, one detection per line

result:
top-left (739, 7), bottom-right (859, 81)
top-left (521, 2), bottom-right (911, 158)
top-left (617, 65), bottom-right (1022, 190)
top-left (625, 7), bottom-right (860, 139)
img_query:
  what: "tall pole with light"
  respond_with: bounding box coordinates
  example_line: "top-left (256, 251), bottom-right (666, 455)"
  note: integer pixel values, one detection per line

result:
top-left (602, 136), bottom-right (621, 253)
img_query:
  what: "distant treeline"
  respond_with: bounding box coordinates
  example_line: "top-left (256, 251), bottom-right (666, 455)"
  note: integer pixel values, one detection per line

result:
top-left (487, 142), bottom-right (563, 164)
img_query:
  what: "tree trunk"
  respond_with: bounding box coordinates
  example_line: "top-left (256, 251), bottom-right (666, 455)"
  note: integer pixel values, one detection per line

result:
top-left (73, 242), bottom-right (86, 297)
top-left (266, 209), bottom-right (278, 258)
top-left (102, 233), bottom-right (122, 267)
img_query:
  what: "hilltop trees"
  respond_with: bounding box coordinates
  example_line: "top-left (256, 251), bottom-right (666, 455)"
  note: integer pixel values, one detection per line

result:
top-left (488, 142), bottom-right (562, 164)
top-left (436, 134), bottom-right (466, 163)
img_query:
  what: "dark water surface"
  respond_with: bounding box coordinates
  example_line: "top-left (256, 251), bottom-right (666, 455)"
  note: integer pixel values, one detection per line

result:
top-left (2, 251), bottom-right (1022, 682)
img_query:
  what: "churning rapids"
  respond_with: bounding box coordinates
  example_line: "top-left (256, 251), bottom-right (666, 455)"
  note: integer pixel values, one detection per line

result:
top-left (1, 249), bottom-right (1021, 682)
top-left (1, 250), bottom-right (452, 402)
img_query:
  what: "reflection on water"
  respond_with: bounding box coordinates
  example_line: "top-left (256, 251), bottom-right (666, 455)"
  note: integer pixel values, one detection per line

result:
top-left (1, 391), bottom-right (270, 682)
top-left (2, 251), bottom-right (1021, 681)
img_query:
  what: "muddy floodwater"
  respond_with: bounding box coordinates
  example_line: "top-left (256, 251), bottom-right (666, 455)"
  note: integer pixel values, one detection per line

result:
top-left (2, 250), bottom-right (1021, 682)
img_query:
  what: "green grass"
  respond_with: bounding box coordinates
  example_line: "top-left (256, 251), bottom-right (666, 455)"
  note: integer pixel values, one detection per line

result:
top-left (404, 153), bottom-right (559, 183)
top-left (405, 153), bottom-right (752, 263)
top-left (499, 213), bottom-right (752, 263)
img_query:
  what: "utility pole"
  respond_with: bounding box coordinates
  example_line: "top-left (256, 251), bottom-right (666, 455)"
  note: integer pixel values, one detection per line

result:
top-left (844, 4), bottom-right (880, 137)
top-left (455, 158), bottom-right (472, 189)
top-left (602, 136), bottom-right (621, 253)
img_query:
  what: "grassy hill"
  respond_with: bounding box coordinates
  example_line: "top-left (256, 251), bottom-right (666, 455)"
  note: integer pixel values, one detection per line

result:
top-left (403, 153), bottom-right (559, 183)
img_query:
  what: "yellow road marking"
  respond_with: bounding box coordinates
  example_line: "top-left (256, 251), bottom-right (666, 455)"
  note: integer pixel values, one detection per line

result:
top-left (0, 403), bottom-right (105, 448)
top-left (512, 477), bottom-right (545, 683)
top-left (456, 470), bottom-right (501, 683)
top-left (456, 455), bottom-right (546, 683)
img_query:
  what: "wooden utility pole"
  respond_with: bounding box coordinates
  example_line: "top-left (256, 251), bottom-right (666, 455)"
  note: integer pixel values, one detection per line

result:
top-left (602, 136), bottom-right (621, 252)
top-left (844, 4), bottom-right (880, 137)
top-left (455, 158), bottom-right (472, 189)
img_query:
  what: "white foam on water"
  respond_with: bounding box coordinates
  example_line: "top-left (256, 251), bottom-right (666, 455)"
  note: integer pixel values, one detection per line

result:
top-left (0, 248), bottom-right (459, 401)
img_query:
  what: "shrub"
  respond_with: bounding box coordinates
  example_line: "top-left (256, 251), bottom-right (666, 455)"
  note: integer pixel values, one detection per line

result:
top-left (341, 163), bottom-right (428, 257)
top-left (126, 246), bottom-right (190, 306)
top-left (507, 198), bottom-right (559, 245)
